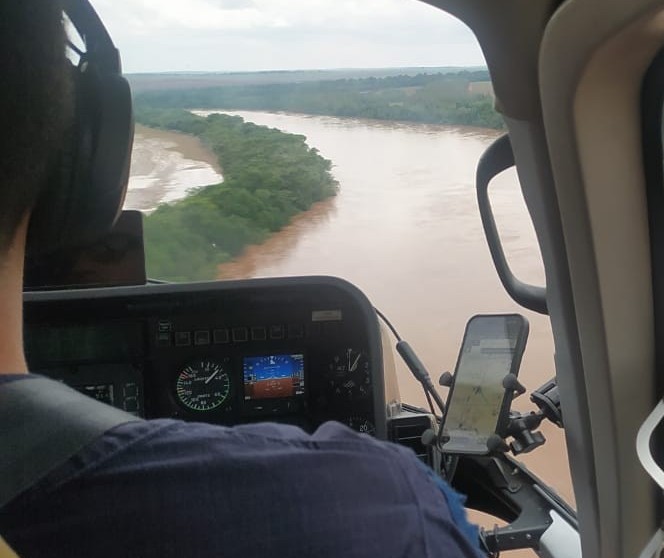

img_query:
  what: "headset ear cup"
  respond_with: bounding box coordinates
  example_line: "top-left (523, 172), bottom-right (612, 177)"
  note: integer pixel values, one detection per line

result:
top-left (88, 74), bottom-right (133, 233)
top-left (26, 63), bottom-right (82, 256)
top-left (26, 62), bottom-right (133, 259)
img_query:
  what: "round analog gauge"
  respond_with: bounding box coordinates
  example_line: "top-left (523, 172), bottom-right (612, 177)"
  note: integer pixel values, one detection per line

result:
top-left (176, 359), bottom-right (231, 412)
top-left (346, 416), bottom-right (376, 436)
top-left (326, 348), bottom-right (371, 400)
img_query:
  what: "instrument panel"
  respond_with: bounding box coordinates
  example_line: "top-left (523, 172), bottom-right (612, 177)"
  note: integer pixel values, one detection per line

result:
top-left (23, 276), bottom-right (387, 438)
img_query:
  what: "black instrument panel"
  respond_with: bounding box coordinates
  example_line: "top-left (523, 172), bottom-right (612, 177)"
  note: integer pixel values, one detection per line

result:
top-left (23, 276), bottom-right (387, 438)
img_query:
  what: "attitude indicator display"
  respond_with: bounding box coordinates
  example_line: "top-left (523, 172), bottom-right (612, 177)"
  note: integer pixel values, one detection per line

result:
top-left (243, 354), bottom-right (304, 400)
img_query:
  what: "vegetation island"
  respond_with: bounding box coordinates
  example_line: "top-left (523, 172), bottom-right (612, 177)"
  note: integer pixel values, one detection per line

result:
top-left (138, 108), bottom-right (337, 281)
top-left (135, 69), bottom-right (502, 281)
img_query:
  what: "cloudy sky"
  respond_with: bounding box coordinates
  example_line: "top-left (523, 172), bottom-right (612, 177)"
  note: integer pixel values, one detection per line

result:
top-left (90, 0), bottom-right (485, 73)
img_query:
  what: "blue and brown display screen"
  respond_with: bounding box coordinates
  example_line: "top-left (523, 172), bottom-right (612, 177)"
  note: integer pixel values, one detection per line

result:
top-left (243, 354), bottom-right (305, 400)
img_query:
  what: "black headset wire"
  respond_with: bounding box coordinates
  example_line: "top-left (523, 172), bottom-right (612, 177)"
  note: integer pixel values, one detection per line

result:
top-left (373, 307), bottom-right (402, 341)
top-left (373, 307), bottom-right (439, 418)
top-left (374, 307), bottom-right (461, 481)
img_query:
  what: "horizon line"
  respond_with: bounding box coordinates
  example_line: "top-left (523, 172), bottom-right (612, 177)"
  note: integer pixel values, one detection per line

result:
top-left (126, 65), bottom-right (488, 76)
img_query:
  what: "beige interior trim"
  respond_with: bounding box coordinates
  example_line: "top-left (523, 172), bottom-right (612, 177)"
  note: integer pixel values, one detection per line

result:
top-left (0, 537), bottom-right (18, 558)
top-left (575, 13), bottom-right (664, 552)
top-left (379, 322), bottom-right (401, 414)
top-left (540, 2), bottom-right (664, 555)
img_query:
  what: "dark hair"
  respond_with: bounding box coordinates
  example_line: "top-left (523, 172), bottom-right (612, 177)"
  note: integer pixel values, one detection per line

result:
top-left (0, 1), bottom-right (71, 252)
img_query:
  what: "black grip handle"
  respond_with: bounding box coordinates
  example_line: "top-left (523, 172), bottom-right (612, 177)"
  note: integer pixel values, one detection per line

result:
top-left (476, 134), bottom-right (548, 315)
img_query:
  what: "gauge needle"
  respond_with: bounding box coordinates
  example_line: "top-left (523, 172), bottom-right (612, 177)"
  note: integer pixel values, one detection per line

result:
top-left (350, 352), bottom-right (362, 372)
top-left (204, 370), bottom-right (219, 384)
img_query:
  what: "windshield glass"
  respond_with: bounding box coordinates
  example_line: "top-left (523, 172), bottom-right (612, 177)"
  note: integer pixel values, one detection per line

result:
top-left (93, 0), bottom-right (573, 509)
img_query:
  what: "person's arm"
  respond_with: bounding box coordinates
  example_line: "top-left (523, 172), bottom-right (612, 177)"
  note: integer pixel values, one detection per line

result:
top-left (1, 418), bottom-right (483, 558)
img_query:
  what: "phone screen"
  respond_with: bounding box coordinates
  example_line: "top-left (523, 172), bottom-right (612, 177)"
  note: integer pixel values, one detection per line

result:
top-left (441, 314), bottom-right (529, 454)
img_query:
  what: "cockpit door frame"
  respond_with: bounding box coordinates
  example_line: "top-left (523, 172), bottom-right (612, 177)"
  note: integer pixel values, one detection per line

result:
top-left (421, 0), bottom-right (664, 555)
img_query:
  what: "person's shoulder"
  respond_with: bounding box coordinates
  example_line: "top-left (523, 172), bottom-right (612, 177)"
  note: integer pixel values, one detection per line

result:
top-left (112, 418), bottom-right (415, 463)
top-left (94, 418), bottom-right (427, 489)
top-left (113, 417), bottom-right (390, 449)
top-left (3, 417), bottom-right (483, 558)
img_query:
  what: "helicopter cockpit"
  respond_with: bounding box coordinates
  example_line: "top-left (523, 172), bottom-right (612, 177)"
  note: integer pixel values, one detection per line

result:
top-left (21, 240), bottom-right (578, 556)
top-left (0, 3), bottom-right (576, 556)
top-left (8, 0), bottom-right (664, 556)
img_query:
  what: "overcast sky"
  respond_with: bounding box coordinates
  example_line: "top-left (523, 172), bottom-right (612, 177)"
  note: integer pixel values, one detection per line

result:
top-left (90, 0), bottom-right (485, 73)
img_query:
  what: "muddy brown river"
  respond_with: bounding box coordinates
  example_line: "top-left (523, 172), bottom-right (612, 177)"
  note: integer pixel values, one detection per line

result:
top-left (128, 112), bottom-right (574, 513)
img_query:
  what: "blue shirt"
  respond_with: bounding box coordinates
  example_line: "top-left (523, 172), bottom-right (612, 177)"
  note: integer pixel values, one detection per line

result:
top-left (0, 376), bottom-right (481, 558)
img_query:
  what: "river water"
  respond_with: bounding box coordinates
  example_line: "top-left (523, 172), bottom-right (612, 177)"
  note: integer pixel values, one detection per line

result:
top-left (128, 112), bottom-right (574, 508)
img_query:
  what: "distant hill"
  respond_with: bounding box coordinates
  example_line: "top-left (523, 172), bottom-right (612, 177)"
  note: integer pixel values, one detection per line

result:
top-left (127, 67), bottom-right (488, 92)
top-left (133, 69), bottom-right (504, 129)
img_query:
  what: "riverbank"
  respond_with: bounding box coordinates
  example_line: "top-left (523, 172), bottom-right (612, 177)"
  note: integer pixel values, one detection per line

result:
top-left (126, 124), bottom-right (223, 212)
top-left (134, 124), bottom-right (222, 174)
top-left (217, 198), bottom-right (337, 279)
top-left (135, 108), bottom-right (339, 281)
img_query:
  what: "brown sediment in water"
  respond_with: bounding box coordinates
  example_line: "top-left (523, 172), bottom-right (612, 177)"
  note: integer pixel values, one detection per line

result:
top-left (129, 110), bottom-right (575, 557)
top-left (209, 111), bottom-right (575, 512)
top-left (217, 199), bottom-right (337, 280)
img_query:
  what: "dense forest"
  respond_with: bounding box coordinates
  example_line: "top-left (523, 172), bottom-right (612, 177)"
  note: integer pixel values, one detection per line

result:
top-left (136, 70), bottom-right (502, 280)
top-left (138, 108), bottom-right (338, 281)
top-left (135, 71), bottom-right (504, 129)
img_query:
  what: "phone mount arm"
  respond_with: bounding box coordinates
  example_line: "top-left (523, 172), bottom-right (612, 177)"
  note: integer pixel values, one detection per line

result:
top-left (452, 453), bottom-right (579, 555)
top-left (489, 374), bottom-right (563, 456)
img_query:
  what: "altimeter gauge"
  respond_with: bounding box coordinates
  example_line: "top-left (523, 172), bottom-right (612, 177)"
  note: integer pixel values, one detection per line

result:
top-left (325, 348), bottom-right (371, 400)
top-left (176, 358), bottom-right (231, 412)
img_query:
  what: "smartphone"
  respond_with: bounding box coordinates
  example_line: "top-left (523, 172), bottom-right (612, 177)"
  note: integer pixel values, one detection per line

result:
top-left (441, 314), bottom-right (529, 454)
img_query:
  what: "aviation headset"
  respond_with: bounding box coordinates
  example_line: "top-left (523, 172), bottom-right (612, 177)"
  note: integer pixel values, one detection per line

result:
top-left (26, 0), bottom-right (134, 258)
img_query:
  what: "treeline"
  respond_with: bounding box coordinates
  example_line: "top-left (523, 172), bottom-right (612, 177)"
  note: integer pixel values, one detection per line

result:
top-left (138, 108), bottom-right (338, 281)
top-left (135, 71), bottom-right (504, 129)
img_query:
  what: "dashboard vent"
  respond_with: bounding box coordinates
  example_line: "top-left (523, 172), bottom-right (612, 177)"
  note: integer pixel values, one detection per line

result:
top-left (388, 413), bottom-right (435, 466)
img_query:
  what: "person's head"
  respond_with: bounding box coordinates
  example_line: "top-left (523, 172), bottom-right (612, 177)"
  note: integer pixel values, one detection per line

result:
top-left (0, 1), bottom-right (71, 255)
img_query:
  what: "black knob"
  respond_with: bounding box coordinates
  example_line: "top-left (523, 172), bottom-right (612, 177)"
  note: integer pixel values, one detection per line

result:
top-left (439, 371), bottom-right (454, 387)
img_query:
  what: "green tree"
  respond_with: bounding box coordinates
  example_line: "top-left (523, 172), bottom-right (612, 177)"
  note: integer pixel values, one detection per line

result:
top-left (137, 109), bottom-right (338, 281)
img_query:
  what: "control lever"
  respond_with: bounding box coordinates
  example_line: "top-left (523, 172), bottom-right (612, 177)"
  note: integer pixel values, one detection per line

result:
top-left (453, 454), bottom-right (574, 554)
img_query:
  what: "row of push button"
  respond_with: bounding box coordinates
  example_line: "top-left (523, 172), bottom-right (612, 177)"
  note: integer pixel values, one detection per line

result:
top-left (158, 322), bottom-right (306, 347)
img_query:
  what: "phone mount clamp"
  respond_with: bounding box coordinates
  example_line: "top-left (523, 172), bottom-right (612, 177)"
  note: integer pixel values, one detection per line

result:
top-left (486, 376), bottom-right (564, 456)
top-left (530, 378), bottom-right (563, 428)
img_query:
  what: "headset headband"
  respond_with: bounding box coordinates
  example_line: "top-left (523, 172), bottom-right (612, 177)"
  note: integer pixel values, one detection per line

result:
top-left (25, 0), bottom-right (134, 260)
top-left (64, 0), bottom-right (119, 73)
